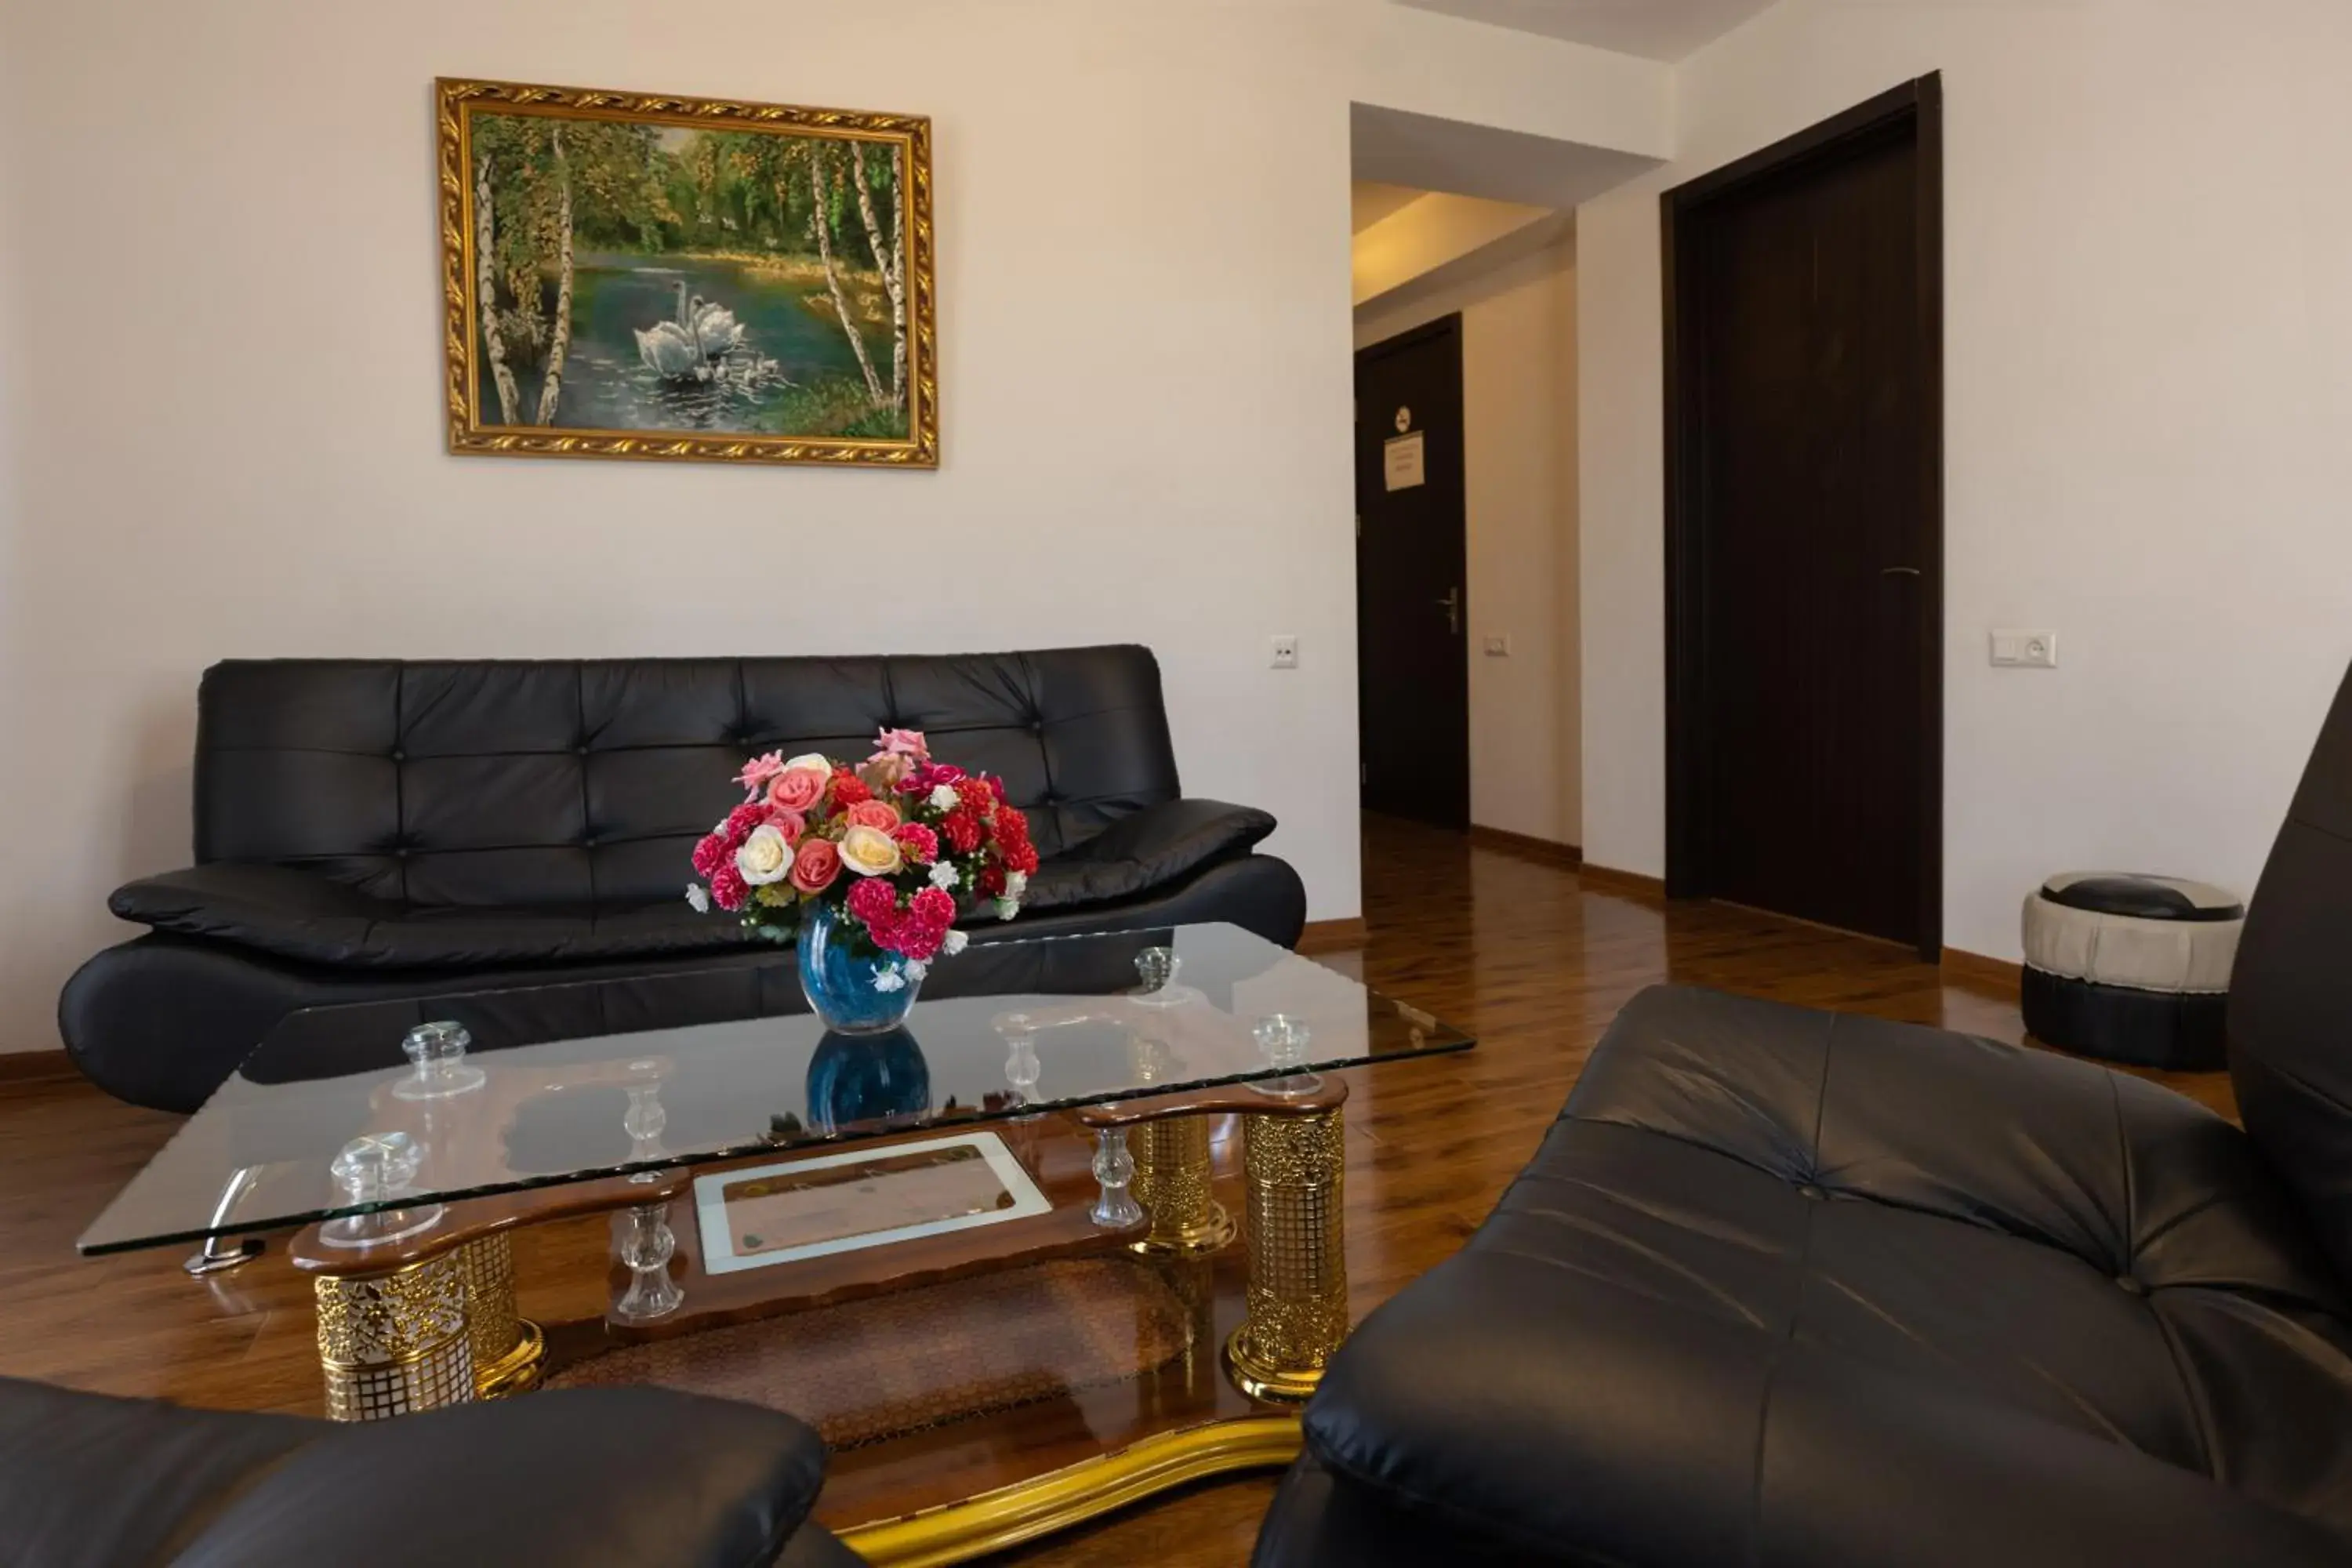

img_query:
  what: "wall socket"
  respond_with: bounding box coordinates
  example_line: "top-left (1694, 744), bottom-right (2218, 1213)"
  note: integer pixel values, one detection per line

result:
top-left (1270, 635), bottom-right (1300, 670)
top-left (1990, 630), bottom-right (2059, 669)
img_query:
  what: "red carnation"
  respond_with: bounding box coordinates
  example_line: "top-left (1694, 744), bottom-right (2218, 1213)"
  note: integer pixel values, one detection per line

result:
top-left (977, 864), bottom-right (1007, 898)
top-left (994, 804), bottom-right (1033, 844)
top-left (895, 922), bottom-right (946, 962)
top-left (691, 832), bottom-right (728, 878)
top-left (1007, 840), bottom-right (1041, 876)
top-left (829, 769), bottom-right (872, 809)
top-left (942, 811), bottom-right (982, 855)
top-left (846, 877), bottom-right (898, 928)
top-left (722, 804), bottom-right (767, 845)
top-left (909, 886), bottom-right (955, 927)
top-left (892, 822), bottom-right (940, 865)
top-left (710, 864), bottom-right (751, 912)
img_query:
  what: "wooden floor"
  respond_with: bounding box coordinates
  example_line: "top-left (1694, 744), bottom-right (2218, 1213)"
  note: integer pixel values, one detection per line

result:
top-left (0, 814), bottom-right (2234, 1565)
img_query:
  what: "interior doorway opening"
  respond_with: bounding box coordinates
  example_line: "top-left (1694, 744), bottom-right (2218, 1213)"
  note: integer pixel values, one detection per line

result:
top-left (1348, 176), bottom-right (1582, 865)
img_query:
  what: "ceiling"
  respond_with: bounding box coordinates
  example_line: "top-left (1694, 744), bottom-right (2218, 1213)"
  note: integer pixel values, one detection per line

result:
top-left (1351, 182), bottom-right (1428, 234)
top-left (1352, 103), bottom-right (1660, 213)
top-left (1391, 0), bottom-right (1779, 62)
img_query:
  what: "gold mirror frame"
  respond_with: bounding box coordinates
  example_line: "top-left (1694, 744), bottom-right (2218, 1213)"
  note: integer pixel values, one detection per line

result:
top-left (436, 78), bottom-right (937, 468)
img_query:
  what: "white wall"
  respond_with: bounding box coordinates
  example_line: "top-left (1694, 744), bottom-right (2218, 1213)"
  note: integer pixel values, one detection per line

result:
top-left (0, 0), bottom-right (1668, 1053)
top-left (1359, 242), bottom-right (1581, 847)
top-left (1579, 0), bottom-right (2352, 959)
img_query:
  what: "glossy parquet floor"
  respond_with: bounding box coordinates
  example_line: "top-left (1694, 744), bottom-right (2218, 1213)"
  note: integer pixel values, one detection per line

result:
top-left (0, 815), bottom-right (2234, 1565)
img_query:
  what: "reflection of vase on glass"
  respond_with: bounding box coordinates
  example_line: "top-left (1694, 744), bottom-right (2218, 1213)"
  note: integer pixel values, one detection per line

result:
top-left (805, 1028), bottom-right (932, 1132)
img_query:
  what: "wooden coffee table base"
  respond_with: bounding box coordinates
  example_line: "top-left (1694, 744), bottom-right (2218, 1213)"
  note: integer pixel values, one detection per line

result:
top-left (287, 1086), bottom-right (1348, 1564)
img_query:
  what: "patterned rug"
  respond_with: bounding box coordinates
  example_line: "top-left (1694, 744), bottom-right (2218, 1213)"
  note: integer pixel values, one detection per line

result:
top-left (546, 1256), bottom-right (1196, 1449)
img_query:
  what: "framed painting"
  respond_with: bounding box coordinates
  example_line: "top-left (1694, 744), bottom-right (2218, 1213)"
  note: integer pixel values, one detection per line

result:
top-left (436, 78), bottom-right (936, 467)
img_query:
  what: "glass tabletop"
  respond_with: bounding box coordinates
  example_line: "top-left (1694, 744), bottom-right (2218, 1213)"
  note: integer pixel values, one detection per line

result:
top-left (79, 923), bottom-right (1473, 1255)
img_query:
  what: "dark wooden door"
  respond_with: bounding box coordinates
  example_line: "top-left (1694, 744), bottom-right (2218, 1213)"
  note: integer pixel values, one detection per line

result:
top-left (1356, 318), bottom-right (1468, 829)
top-left (1666, 80), bottom-right (1943, 951)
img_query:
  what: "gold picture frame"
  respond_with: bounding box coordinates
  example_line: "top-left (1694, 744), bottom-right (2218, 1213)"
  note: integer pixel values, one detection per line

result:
top-left (436, 77), bottom-right (936, 467)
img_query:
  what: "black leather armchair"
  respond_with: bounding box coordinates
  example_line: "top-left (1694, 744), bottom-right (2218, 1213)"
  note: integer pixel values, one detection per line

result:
top-left (63, 646), bottom-right (1308, 1111)
top-left (0, 1376), bottom-right (862, 1566)
top-left (1254, 662), bottom-right (2352, 1565)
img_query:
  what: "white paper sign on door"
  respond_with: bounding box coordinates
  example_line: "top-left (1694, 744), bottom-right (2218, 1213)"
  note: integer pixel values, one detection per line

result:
top-left (1383, 431), bottom-right (1426, 492)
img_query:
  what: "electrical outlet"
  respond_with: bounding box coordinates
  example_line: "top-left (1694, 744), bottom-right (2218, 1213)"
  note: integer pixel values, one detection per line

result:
top-left (1990, 630), bottom-right (2059, 669)
top-left (1270, 635), bottom-right (1300, 670)
top-left (1483, 635), bottom-right (1511, 658)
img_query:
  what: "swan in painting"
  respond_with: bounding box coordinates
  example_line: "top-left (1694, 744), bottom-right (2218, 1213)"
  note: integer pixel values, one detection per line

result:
top-left (687, 296), bottom-right (745, 358)
top-left (634, 281), bottom-right (707, 379)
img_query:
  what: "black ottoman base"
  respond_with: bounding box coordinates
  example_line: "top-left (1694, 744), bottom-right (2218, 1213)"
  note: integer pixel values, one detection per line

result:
top-left (2021, 966), bottom-right (2227, 1071)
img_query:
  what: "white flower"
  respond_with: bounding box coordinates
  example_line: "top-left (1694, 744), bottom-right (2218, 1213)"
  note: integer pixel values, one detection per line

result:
top-left (837, 824), bottom-right (905, 877)
top-left (995, 897), bottom-right (1020, 921)
top-left (872, 968), bottom-right (906, 993)
top-left (927, 861), bottom-right (960, 891)
top-left (927, 783), bottom-right (961, 811)
top-left (783, 752), bottom-right (831, 775)
top-left (1005, 870), bottom-right (1029, 898)
top-left (735, 822), bottom-right (793, 885)
top-left (942, 929), bottom-right (968, 957)
top-left (904, 959), bottom-right (929, 982)
top-left (684, 883), bottom-right (710, 913)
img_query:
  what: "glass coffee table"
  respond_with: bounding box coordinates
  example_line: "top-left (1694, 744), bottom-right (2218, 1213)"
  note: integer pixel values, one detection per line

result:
top-left (81, 922), bottom-right (1472, 1563)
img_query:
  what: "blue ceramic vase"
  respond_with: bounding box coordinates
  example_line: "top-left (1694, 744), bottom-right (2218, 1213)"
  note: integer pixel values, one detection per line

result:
top-left (797, 901), bottom-right (921, 1034)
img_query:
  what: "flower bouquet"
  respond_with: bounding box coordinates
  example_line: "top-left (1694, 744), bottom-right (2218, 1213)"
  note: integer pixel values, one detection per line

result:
top-left (688, 728), bottom-right (1040, 1032)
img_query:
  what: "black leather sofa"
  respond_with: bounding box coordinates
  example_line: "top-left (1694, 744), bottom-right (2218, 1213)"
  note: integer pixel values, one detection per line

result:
top-left (1254, 663), bottom-right (2352, 1564)
top-left (61, 646), bottom-right (1306, 1112)
top-left (0, 1376), bottom-right (862, 1566)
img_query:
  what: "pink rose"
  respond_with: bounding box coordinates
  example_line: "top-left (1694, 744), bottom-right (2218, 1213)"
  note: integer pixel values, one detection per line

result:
top-left (844, 799), bottom-right (902, 832)
top-left (875, 728), bottom-right (930, 760)
top-left (766, 767), bottom-right (827, 815)
top-left (787, 837), bottom-right (841, 895)
top-left (764, 808), bottom-right (806, 848)
top-left (735, 752), bottom-right (787, 797)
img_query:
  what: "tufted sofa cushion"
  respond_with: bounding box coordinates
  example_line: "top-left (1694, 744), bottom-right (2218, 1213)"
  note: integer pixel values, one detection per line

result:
top-left (184, 648), bottom-right (1183, 909)
top-left (1292, 984), bottom-right (2352, 1564)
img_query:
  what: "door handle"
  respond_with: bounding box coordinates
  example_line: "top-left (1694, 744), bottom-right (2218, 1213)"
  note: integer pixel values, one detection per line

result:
top-left (1437, 586), bottom-right (1461, 634)
top-left (1881, 566), bottom-right (1922, 578)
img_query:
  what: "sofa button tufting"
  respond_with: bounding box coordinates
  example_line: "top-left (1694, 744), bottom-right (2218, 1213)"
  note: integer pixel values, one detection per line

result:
top-left (583, 837), bottom-right (600, 849)
top-left (390, 750), bottom-right (405, 763)
top-left (2115, 1273), bottom-right (2147, 1296)
top-left (1796, 1183), bottom-right (1826, 1201)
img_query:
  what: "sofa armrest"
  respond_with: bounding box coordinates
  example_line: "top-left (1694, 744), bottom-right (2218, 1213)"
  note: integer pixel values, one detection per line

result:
top-left (177, 1387), bottom-right (833, 1568)
top-left (1024, 798), bottom-right (1276, 911)
top-left (1305, 1257), bottom-right (2347, 1567)
top-left (110, 862), bottom-right (390, 954)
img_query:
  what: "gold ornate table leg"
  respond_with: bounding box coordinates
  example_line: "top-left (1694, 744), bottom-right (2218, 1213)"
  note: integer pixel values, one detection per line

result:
top-left (314, 1252), bottom-right (477, 1422)
top-left (459, 1233), bottom-right (545, 1399)
top-left (1225, 1105), bottom-right (1348, 1403)
top-left (1129, 1112), bottom-right (1235, 1256)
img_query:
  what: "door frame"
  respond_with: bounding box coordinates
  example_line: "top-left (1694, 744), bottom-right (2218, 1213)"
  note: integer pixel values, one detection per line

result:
top-left (1355, 313), bottom-right (1470, 829)
top-left (1661, 73), bottom-right (1945, 957)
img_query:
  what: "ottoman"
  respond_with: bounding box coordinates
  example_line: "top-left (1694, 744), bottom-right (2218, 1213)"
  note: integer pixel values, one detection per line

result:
top-left (2020, 872), bottom-right (2244, 1070)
